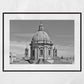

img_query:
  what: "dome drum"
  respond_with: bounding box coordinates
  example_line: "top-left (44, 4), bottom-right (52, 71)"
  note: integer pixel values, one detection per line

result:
top-left (30, 40), bottom-right (53, 46)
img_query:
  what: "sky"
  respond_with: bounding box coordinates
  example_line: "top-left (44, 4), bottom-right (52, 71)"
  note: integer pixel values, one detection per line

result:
top-left (10, 20), bottom-right (74, 57)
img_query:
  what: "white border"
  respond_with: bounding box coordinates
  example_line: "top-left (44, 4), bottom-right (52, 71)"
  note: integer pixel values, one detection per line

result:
top-left (4, 14), bottom-right (80, 70)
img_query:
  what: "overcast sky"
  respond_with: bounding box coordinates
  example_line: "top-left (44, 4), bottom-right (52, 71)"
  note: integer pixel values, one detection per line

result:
top-left (10, 20), bottom-right (74, 57)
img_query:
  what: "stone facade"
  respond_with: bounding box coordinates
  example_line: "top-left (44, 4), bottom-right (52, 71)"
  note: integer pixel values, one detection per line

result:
top-left (30, 23), bottom-right (56, 61)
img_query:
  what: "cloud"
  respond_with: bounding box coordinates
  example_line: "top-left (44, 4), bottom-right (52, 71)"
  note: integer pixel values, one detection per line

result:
top-left (10, 33), bottom-right (34, 42)
top-left (10, 41), bottom-right (30, 57)
top-left (56, 44), bottom-right (74, 50)
top-left (55, 35), bottom-right (73, 38)
top-left (13, 33), bottom-right (34, 38)
top-left (55, 44), bottom-right (74, 57)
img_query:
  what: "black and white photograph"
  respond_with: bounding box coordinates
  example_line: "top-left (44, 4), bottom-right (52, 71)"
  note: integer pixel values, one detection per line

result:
top-left (10, 20), bottom-right (74, 64)
top-left (3, 13), bottom-right (81, 71)
top-left (0, 0), bottom-right (84, 84)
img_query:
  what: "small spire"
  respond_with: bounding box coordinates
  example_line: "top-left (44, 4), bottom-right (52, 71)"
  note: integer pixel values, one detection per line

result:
top-left (38, 21), bottom-right (44, 31)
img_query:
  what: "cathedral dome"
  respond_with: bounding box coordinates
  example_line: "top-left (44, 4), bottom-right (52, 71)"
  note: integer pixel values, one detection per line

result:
top-left (31, 23), bottom-right (53, 44)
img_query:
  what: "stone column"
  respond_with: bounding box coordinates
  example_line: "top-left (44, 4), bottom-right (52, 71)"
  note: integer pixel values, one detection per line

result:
top-left (46, 46), bottom-right (48, 59)
top-left (35, 47), bottom-right (38, 60)
top-left (44, 46), bottom-right (46, 59)
top-left (51, 47), bottom-right (53, 59)
top-left (38, 47), bottom-right (40, 59)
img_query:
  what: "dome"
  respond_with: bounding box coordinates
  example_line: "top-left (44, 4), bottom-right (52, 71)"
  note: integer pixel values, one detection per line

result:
top-left (32, 31), bottom-right (50, 41)
top-left (31, 23), bottom-right (53, 44)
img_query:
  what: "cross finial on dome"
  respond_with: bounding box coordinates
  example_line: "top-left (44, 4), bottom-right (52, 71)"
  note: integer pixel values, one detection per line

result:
top-left (38, 21), bottom-right (44, 31)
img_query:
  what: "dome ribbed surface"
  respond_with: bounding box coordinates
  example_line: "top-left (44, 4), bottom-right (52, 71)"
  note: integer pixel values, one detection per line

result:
top-left (32, 31), bottom-right (50, 42)
top-left (31, 23), bottom-right (53, 44)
